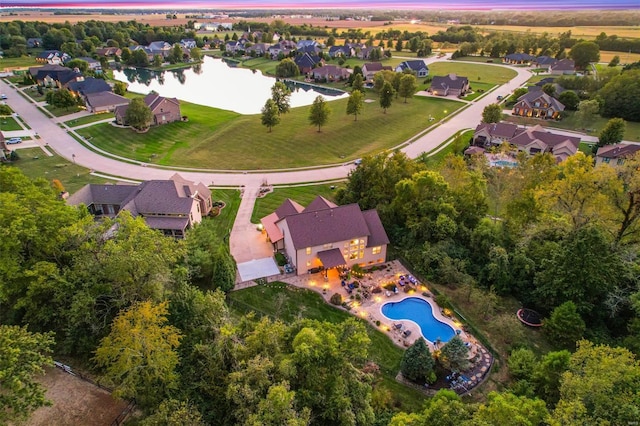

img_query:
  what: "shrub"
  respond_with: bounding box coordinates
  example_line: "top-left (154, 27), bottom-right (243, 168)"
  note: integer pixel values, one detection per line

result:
top-left (274, 252), bottom-right (287, 266)
top-left (330, 293), bottom-right (342, 305)
top-left (375, 320), bottom-right (381, 326)
top-left (434, 294), bottom-right (451, 310)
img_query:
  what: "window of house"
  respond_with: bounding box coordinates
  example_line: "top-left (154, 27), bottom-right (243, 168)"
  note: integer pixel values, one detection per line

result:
top-left (534, 101), bottom-right (540, 107)
top-left (603, 157), bottom-right (610, 163)
top-left (359, 250), bottom-right (364, 259)
top-left (306, 247), bottom-right (311, 255)
top-left (323, 243), bottom-right (333, 249)
top-left (349, 252), bottom-right (358, 260)
top-left (372, 246), bottom-right (381, 255)
top-left (306, 260), bottom-right (311, 267)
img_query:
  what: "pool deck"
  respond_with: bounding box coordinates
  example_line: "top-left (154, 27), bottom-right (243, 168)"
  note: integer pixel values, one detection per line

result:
top-left (272, 260), bottom-right (494, 392)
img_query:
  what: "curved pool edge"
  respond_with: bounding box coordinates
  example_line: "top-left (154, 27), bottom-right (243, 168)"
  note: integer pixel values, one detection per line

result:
top-left (379, 295), bottom-right (461, 345)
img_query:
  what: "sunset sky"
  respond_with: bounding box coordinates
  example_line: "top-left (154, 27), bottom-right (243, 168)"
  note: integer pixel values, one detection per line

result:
top-left (2, 0), bottom-right (638, 10)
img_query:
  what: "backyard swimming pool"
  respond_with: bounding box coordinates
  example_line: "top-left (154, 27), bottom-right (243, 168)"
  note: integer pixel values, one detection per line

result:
top-left (490, 159), bottom-right (518, 168)
top-left (381, 297), bottom-right (457, 343)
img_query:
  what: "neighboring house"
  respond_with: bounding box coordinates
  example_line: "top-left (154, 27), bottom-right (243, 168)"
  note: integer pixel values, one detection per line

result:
top-left (84, 91), bottom-right (130, 113)
top-left (72, 56), bottom-right (102, 71)
top-left (294, 52), bottom-right (323, 74)
top-left (532, 55), bottom-right (558, 70)
top-left (357, 46), bottom-right (383, 60)
top-left (96, 47), bottom-right (122, 57)
top-left (148, 41), bottom-right (172, 57)
top-left (473, 122), bottom-right (521, 147)
top-left (328, 46), bottom-right (351, 58)
top-left (36, 50), bottom-right (71, 65)
top-left (297, 44), bottom-right (322, 55)
top-left (114, 93), bottom-right (181, 126)
top-left (0, 132), bottom-right (8, 161)
top-left (180, 39), bottom-right (197, 49)
top-left (245, 43), bottom-right (267, 56)
top-left (513, 91), bottom-right (565, 120)
top-left (527, 83), bottom-right (564, 96)
top-left (395, 60), bottom-right (429, 77)
top-left (550, 58), bottom-right (576, 75)
top-left (67, 173), bottom-right (212, 238)
top-left (473, 122), bottom-right (579, 162)
top-left (362, 62), bottom-right (392, 81)
top-left (297, 39), bottom-right (320, 50)
top-left (260, 196), bottom-right (389, 275)
top-left (509, 125), bottom-right (579, 162)
top-left (595, 143), bottom-right (640, 167)
top-left (311, 65), bottom-right (351, 82)
top-left (225, 40), bottom-right (243, 54)
top-left (29, 64), bottom-right (82, 88)
top-left (131, 45), bottom-right (154, 60)
top-left (27, 38), bottom-right (42, 48)
top-left (67, 77), bottom-right (111, 97)
top-left (429, 73), bottom-right (469, 97)
top-left (504, 53), bottom-right (536, 65)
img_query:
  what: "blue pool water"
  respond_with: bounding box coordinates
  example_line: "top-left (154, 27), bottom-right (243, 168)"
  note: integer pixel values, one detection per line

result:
top-left (490, 159), bottom-right (518, 168)
top-left (381, 297), bottom-right (456, 343)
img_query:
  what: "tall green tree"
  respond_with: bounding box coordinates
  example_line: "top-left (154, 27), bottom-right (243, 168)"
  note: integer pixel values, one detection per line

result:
top-left (482, 103), bottom-right (503, 123)
top-left (346, 89), bottom-right (364, 121)
top-left (597, 117), bottom-right (626, 147)
top-left (439, 335), bottom-right (470, 372)
top-left (569, 41), bottom-right (600, 69)
top-left (473, 392), bottom-right (550, 426)
top-left (379, 81), bottom-right (394, 113)
top-left (308, 95), bottom-right (331, 132)
top-left (553, 340), bottom-right (640, 425)
top-left (0, 325), bottom-right (54, 423)
top-left (140, 399), bottom-right (206, 426)
top-left (598, 69), bottom-right (640, 122)
top-left (351, 73), bottom-right (364, 92)
top-left (94, 301), bottom-right (182, 407)
top-left (543, 301), bottom-right (586, 349)
top-left (398, 73), bottom-right (417, 103)
top-left (557, 90), bottom-right (580, 110)
top-left (113, 81), bottom-right (127, 96)
top-left (261, 98), bottom-right (280, 132)
top-left (400, 337), bottom-right (435, 383)
top-left (125, 97), bottom-right (153, 130)
top-left (574, 99), bottom-right (600, 130)
top-left (270, 81), bottom-right (291, 115)
top-left (275, 58), bottom-right (300, 78)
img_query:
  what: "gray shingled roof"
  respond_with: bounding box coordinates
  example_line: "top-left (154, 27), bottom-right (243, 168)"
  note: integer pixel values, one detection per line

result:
top-left (284, 204), bottom-right (371, 249)
top-left (474, 122), bottom-right (520, 139)
top-left (67, 184), bottom-right (138, 207)
top-left (362, 210), bottom-right (390, 247)
top-left (304, 195), bottom-right (337, 212)
top-left (129, 181), bottom-right (194, 215)
top-left (85, 92), bottom-right (130, 109)
top-left (275, 199), bottom-right (305, 219)
top-left (144, 216), bottom-right (189, 231)
top-left (596, 143), bottom-right (640, 159)
top-left (510, 127), bottom-right (580, 151)
top-left (430, 74), bottom-right (468, 91)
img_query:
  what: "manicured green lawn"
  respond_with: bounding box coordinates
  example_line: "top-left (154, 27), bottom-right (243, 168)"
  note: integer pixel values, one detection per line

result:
top-left (78, 96), bottom-right (464, 170)
top-left (464, 81), bottom-right (496, 101)
top-left (199, 189), bottom-right (242, 241)
top-left (429, 62), bottom-right (518, 85)
top-left (251, 184), bottom-right (343, 223)
top-left (4, 147), bottom-right (112, 193)
top-left (227, 282), bottom-right (427, 411)
top-left (0, 116), bottom-right (23, 131)
top-left (425, 129), bottom-right (475, 165)
top-left (65, 112), bottom-right (114, 127)
top-left (241, 57), bottom-right (278, 76)
top-left (0, 55), bottom-right (38, 69)
top-left (43, 104), bottom-right (83, 117)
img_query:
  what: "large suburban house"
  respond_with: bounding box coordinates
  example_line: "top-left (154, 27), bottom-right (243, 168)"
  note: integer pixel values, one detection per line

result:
top-left (67, 173), bottom-right (212, 238)
top-left (362, 62), bottom-right (392, 81)
top-left (473, 122), bottom-right (579, 162)
top-left (504, 53), bottom-right (536, 65)
top-left (513, 92), bottom-right (565, 120)
top-left (260, 196), bottom-right (389, 275)
top-left (311, 65), bottom-right (351, 82)
top-left (295, 52), bottom-right (323, 74)
top-left (550, 58), bottom-right (576, 75)
top-left (429, 73), bottom-right (469, 97)
top-left (115, 93), bottom-right (181, 127)
top-left (36, 50), bottom-right (71, 65)
top-left (29, 64), bottom-right (82, 88)
top-left (395, 60), bottom-right (429, 77)
top-left (85, 91), bottom-right (130, 113)
top-left (595, 143), bottom-right (640, 167)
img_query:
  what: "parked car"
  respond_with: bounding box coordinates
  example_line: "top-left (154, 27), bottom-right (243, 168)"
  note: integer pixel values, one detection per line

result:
top-left (284, 264), bottom-right (294, 274)
top-left (354, 158), bottom-right (362, 166)
top-left (0, 94), bottom-right (7, 100)
top-left (6, 137), bottom-right (22, 144)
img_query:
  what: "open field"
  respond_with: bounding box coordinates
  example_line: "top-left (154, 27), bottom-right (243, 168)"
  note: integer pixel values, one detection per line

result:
top-left (78, 96), bottom-right (463, 170)
top-left (227, 282), bottom-right (427, 411)
top-left (429, 62), bottom-right (517, 85)
top-left (251, 184), bottom-right (343, 223)
top-left (5, 147), bottom-right (113, 193)
top-left (24, 366), bottom-right (128, 426)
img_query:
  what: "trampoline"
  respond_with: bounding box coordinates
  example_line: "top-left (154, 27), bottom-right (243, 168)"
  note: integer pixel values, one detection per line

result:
top-left (517, 308), bottom-right (543, 327)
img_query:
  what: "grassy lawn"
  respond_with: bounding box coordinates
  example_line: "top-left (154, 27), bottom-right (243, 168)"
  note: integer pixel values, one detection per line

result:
top-left (504, 113), bottom-right (640, 142)
top-left (78, 96), bottom-right (464, 170)
top-left (43, 104), bottom-right (83, 117)
top-left (3, 147), bottom-right (112, 193)
top-left (464, 81), bottom-right (496, 101)
top-left (0, 55), bottom-right (38, 69)
top-left (251, 184), bottom-right (343, 223)
top-left (429, 62), bottom-right (518, 85)
top-left (241, 57), bottom-right (278, 76)
top-left (65, 113), bottom-right (114, 127)
top-left (425, 129), bottom-right (474, 165)
top-left (227, 282), bottom-right (427, 411)
top-left (1, 116), bottom-right (23, 131)
top-left (203, 189), bottom-right (242, 241)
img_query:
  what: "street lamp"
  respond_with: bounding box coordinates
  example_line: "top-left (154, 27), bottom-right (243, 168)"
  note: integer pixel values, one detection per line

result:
top-left (72, 153), bottom-right (76, 163)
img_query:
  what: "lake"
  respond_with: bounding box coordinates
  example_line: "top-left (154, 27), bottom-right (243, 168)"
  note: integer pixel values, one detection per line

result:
top-left (113, 56), bottom-right (349, 115)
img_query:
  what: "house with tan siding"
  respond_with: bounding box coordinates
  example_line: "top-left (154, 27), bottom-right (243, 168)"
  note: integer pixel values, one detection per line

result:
top-left (261, 196), bottom-right (389, 275)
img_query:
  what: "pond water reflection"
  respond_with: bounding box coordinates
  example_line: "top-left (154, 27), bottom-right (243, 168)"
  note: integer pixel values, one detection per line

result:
top-left (113, 56), bottom-right (349, 115)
